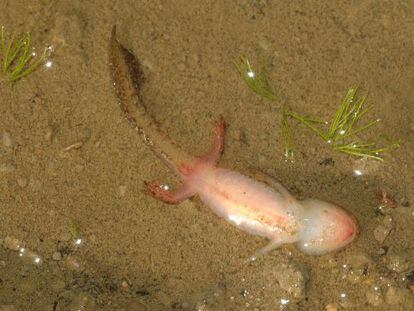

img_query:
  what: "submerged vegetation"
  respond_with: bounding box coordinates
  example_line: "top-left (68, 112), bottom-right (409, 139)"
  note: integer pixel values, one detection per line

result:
top-left (234, 55), bottom-right (276, 101)
top-left (0, 26), bottom-right (46, 83)
top-left (69, 221), bottom-right (81, 239)
top-left (282, 88), bottom-right (399, 161)
top-left (235, 55), bottom-right (398, 161)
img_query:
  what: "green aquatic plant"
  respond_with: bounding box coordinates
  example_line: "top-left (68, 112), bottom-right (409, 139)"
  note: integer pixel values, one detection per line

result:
top-left (69, 221), bottom-right (80, 239)
top-left (283, 87), bottom-right (399, 161)
top-left (0, 26), bottom-right (46, 83)
top-left (234, 55), bottom-right (398, 161)
top-left (234, 55), bottom-right (276, 101)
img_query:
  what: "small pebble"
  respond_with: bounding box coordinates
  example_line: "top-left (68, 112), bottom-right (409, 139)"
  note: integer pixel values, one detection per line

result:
top-left (375, 204), bottom-right (393, 216)
top-left (325, 303), bottom-right (338, 311)
top-left (272, 261), bottom-right (309, 299)
top-left (44, 127), bottom-right (54, 143)
top-left (340, 254), bottom-right (372, 283)
top-left (119, 185), bottom-right (127, 197)
top-left (120, 280), bottom-right (130, 292)
top-left (63, 141), bottom-right (83, 152)
top-left (142, 59), bottom-right (154, 71)
top-left (385, 253), bottom-right (412, 274)
top-left (400, 198), bottom-right (410, 208)
top-left (1, 132), bottom-right (13, 147)
top-left (377, 246), bottom-right (389, 256)
top-left (348, 253), bottom-right (373, 267)
top-left (3, 236), bottom-right (21, 251)
top-left (52, 251), bottom-right (62, 261)
top-left (16, 177), bottom-right (28, 188)
top-left (65, 255), bottom-right (82, 271)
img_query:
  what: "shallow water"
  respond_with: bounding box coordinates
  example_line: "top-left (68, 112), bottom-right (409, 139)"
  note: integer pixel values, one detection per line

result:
top-left (0, 1), bottom-right (413, 310)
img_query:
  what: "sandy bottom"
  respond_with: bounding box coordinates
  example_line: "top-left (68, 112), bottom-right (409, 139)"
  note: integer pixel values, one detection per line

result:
top-left (0, 1), bottom-right (413, 310)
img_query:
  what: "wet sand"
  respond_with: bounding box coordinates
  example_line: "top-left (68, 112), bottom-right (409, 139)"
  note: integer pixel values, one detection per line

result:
top-left (0, 1), bottom-right (413, 310)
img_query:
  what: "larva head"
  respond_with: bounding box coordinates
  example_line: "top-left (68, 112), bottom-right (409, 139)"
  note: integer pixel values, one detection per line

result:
top-left (297, 199), bottom-right (358, 256)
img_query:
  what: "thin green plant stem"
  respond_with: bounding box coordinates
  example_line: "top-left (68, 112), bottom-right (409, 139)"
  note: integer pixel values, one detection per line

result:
top-left (288, 110), bottom-right (328, 141)
top-left (10, 50), bottom-right (46, 81)
top-left (234, 55), bottom-right (276, 101)
top-left (10, 34), bottom-right (33, 78)
top-left (284, 88), bottom-right (398, 161)
top-left (328, 88), bottom-right (353, 138)
top-left (0, 26), bottom-right (47, 83)
top-left (333, 143), bottom-right (386, 161)
top-left (233, 53), bottom-right (398, 161)
top-left (341, 118), bottom-right (380, 139)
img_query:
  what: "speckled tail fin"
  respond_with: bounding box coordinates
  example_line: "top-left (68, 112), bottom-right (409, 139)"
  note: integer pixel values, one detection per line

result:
top-left (108, 25), bottom-right (194, 173)
top-left (109, 25), bottom-right (146, 128)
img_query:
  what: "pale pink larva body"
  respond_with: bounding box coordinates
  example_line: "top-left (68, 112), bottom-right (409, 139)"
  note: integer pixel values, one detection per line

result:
top-left (170, 159), bottom-right (357, 256)
top-left (109, 26), bottom-right (358, 257)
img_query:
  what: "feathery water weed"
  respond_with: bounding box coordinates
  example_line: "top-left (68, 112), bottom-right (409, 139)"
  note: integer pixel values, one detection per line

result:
top-left (234, 55), bottom-right (276, 101)
top-left (282, 87), bottom-right (399, 161)
top-left (235, 55), bottom-right (398, 161)
top-left (0, 26), bottom-right (47, 83)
